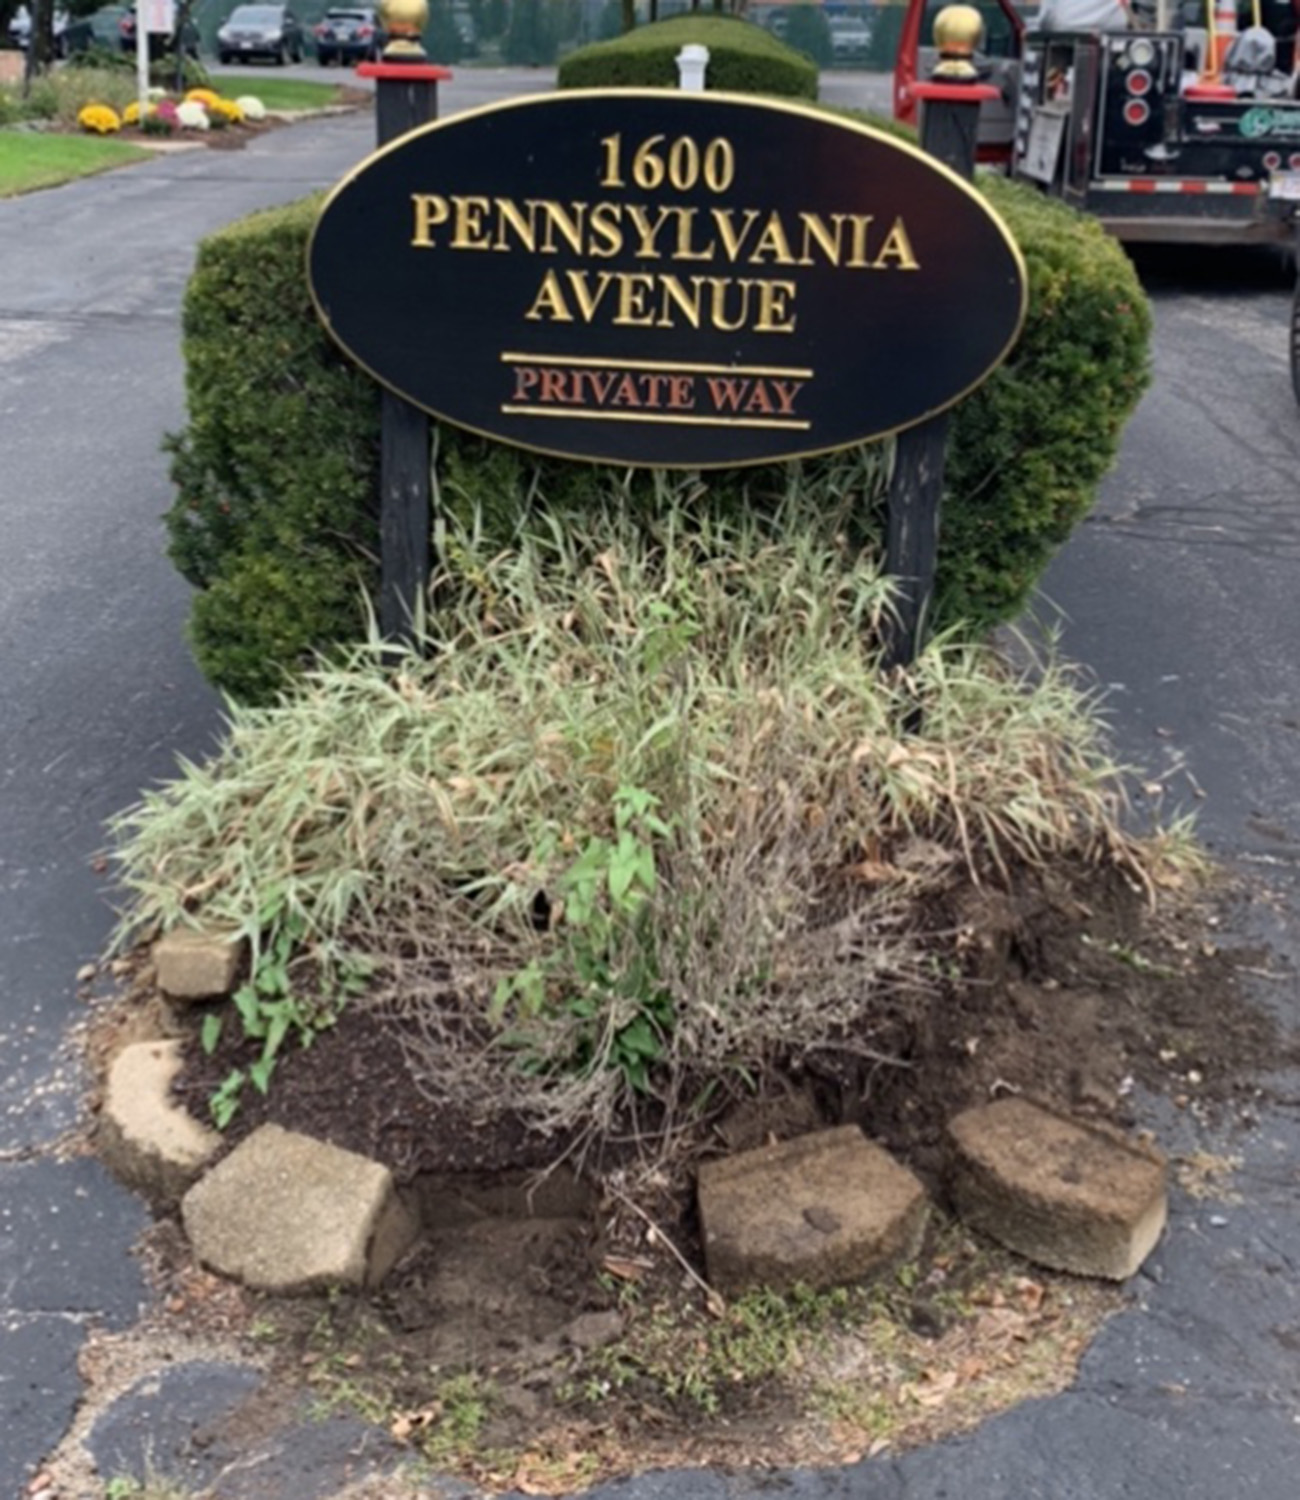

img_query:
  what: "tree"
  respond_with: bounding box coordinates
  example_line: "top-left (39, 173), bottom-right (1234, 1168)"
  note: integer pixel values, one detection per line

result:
top-left (503, 0), bottom-right (557, 62)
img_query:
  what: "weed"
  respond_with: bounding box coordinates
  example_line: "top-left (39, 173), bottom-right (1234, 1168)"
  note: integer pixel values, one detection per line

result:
top-left (415, 1373), bottom-right (493, 1467)
top-left (582, 1282), bottom-right (875, 1415)
top-left (198, 899), bottom-right (372, 1127)
top-left (1081, 934), bottom-right (1177, 978)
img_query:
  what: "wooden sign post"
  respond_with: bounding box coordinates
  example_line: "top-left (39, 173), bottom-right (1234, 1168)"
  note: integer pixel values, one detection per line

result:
top-left (883, 6), bottom-right (1000, 671)
top-left (357, 39), bottom-right (452, 644)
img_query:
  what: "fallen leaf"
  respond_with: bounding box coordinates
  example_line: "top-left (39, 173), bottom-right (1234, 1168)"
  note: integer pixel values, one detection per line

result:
top-left (1014, 1277), bottom-right (1046, 1312)
top-left (391, 1401), bottom-right (442, 1443)
top-left (601, 1255), bottom-right (649, 1282)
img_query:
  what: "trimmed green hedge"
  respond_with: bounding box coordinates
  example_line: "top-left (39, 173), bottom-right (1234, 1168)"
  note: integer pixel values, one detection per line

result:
top-left (556, 15), bottom-right (819, 98)
top-left (936, 173), bottom-right (1150, 625)
top-left (165, 143), bottom-right (1150, 704)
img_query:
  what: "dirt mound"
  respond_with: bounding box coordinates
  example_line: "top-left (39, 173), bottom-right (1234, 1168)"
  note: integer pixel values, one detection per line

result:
top-left (83, 858), bottom-right (1295, 1487)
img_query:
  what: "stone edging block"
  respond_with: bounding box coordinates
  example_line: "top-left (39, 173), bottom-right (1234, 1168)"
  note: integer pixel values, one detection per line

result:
top-left (181, 1124), bottom-right (419, 1293)
top-left (97, 1039), bottom-right (222, 1209)
top-left (698, 1125), bottom-right (930, 1295)
top-left (948, 1096), bottom-right (1167, 1280)
top-left (153, 928), bottom-right (245, 1002)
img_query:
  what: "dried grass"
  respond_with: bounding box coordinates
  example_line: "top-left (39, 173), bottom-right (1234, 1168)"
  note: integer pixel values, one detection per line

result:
top-left (110, 480), bottom-right (1158, 1158)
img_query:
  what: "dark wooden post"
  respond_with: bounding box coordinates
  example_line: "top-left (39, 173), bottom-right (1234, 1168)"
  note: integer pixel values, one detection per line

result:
top-left (357, 57), bottom-right (452, 643)
top-left (881, 57), bottom-right (998, 671)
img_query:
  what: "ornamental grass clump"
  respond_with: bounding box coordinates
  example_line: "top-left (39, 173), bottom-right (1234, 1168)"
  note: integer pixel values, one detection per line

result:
top-left (112, 483), bottom-right (1162, 1154)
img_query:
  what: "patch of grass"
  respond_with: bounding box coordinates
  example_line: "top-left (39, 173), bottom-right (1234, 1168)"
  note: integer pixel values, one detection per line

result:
top-left (0, 129), bottom-right (150, 195)
top-left (585, 1282), bottom-right (875, 1415)
top-left (103, 1466), bottom-right (197, 1500)
top-left (565, 1229), bottom-right (1118, 1455)
top-left (414, 1372), bottom-right (494, 1468)
top-left (216, 75), bottom-right (352, 110)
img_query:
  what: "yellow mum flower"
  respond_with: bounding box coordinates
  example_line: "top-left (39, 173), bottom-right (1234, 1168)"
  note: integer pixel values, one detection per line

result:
top-left (209, 97), bottom-right (245, 125)
top-left (185, 88), bottom-right (221, 107)
top-left (77, 104), bottom-right (122, 135)
top-left (122, 100), bottom-right (154, 126)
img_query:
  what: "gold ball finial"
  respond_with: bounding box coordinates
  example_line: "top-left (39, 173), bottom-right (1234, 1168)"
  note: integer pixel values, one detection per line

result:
top-left (379, 0), bottom-right (429, 57)
top-left (932, 4), bottom-right (984, 80)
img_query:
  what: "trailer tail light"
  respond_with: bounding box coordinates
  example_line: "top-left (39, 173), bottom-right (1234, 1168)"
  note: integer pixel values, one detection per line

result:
top-left (1123, 99), bottom-right (1151, 127)
top-left (1126, 69), bottom-right (1152, 96)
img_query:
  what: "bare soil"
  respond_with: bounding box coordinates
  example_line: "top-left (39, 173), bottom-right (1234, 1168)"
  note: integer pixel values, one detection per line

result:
top-left (85, 857), bottom-right (1297, 1488)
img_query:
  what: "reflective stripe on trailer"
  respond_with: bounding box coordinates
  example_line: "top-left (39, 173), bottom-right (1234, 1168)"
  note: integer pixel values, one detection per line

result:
top-left (1095, 179), bottom-right (1261, 194)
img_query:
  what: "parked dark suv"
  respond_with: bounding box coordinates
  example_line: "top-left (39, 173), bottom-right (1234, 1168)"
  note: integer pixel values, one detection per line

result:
top-left (313, 6), bottom-right (385, 64)
top-left (216, 3), bottom-right (306, 64)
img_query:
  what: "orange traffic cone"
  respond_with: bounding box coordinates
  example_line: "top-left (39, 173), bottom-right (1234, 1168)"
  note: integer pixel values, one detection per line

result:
top-left (1206, 0), bottom-right (1238, 79)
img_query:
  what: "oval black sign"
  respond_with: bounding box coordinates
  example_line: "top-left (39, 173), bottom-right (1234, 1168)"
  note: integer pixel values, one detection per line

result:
top-left (309, 90), bottom-right (1026, 469)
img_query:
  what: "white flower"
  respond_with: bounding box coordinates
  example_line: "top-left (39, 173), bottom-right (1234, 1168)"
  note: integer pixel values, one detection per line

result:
top-left (176, 100), bottom-right (211, 131)
top-left (147, 86), bottom-right (168, 100)
top-left (235, 95), bottom-right (266, 121)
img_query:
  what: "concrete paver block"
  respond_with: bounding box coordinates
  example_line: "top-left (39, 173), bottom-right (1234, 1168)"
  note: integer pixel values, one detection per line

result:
top-left (97, 1039), bottom-right (221, 1208)
top-left (697, 1125), bottom-right (930, 1296)
top-left (948, 1096), bottom-right (1167, 1280)
top-left (153, 929), bottom-right (245, 1002)
top-left (181, 1124), bottom-right (420, 1293)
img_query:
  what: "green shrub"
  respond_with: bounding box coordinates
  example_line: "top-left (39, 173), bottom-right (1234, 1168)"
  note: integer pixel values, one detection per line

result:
top-left (932, 174), bottom-right (1150, 626)
top-left (61, 45), bottom-right (211, 92)
top-left (556, 14), bottom-right (818, 98)
top-left (164, 195), bottom-right (383, 702)
top-left (164, 140), bottom-right (1149, 703)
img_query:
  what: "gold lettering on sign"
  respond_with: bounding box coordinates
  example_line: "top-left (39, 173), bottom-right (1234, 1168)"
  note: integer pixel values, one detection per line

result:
top-left (410, 194), bottom-right (450, 247)
top-left (500, 354), bottom-right (813, 430)
top-left (405, 131), bottom-right (927, 344)
top-left (409, 195), bottom-right (921, 274)
top-left (873, 217), bottom-right (921, 271)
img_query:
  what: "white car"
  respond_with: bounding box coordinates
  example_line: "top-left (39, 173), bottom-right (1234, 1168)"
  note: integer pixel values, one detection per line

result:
top-left (829, 13), bottom-right (874, 61)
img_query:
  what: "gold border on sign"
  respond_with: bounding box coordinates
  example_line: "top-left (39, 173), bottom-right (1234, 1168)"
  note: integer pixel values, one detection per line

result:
top-left (499, 407), bottom-right (811, 431)
top-left (306, 88), bottom-right (1030, 471)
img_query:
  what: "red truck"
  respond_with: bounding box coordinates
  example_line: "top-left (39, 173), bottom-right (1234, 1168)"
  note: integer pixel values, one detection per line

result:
top-left (895, 0), bottom-right (1300, 247)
